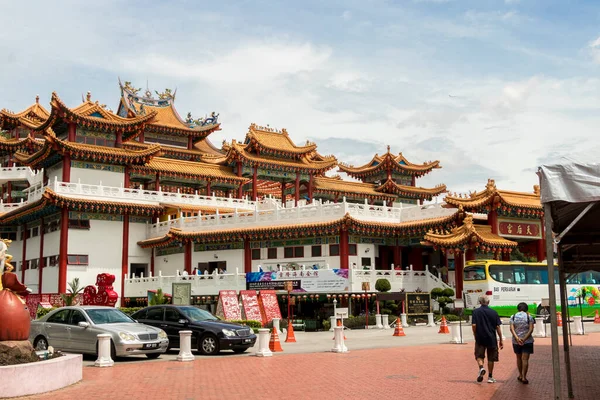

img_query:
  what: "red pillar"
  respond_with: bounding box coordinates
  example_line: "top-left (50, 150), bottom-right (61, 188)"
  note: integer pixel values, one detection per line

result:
top-left (38, 217), bottom-right (45, 294)
top-left (150, 248), bottom-right (155, 276)
top-left (411, 175), bottom-right (416, 186)
top-left (455, 251), bottom-right (464, 297)
top-left (184, 241), bottom-right (192, 274)
top-left (281, 182), bottom-right (286, 206)
top-left (244, 239), bottom-right (252, 273)
top-left (295, 173), bottom-right (300, 206)
top-left (121, 214), bottom-right (130, 297)
top-left (155, 173), bottom-right (160, 191)
top-left (58, 207), bottom-right (69, 293)
top-left (187, 136), bottom-right (193, 150)
top-left (380, 246), bottom-right (388, 269)
top-left (308, 174), bottom-right (314, 203)
top-left (115, 130), bottom-right (123, 148)
top-left (6, 180), bottom-right (11, 203)
top-left (252, 167), bottom-right (258, 201)
top-left (206, 181), bottom-right (211, 197)
top-left (62, 153), bottom-right (71, 183)
top-left (488, 210), bottom-right (498, 234)
top-left (237, 163), bottom-right (244, 199)
top-left (67, 123), bottom-right (76, 142)
top-left (393, 246), bottom-right (402, 268)
top-left (21, 224), bottom-right (27, 282)
top-left (465, 248), bottom-right (476, 262)
top-left (502, 252), bottom-right (511, 262)
top-left (124, 166), bottom-right (130, 189)
top-left (139, 131), bottom-right (145, 143)
top-left (339, 228), bottom-right (349, 269)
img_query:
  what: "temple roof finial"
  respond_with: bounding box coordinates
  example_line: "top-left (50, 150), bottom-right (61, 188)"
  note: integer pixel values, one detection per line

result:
top-left (86, 91), bottom-right (91, 102)
top-left (35, 95), bottom-right (39, 104)
top-left (387, 145), bottom-right (390, 153)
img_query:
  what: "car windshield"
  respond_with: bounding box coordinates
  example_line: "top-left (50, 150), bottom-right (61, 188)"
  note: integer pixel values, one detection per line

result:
top-left (86, 309), bottom-right (134, 324)
top-left (179, 307), bottom-right (219, 322)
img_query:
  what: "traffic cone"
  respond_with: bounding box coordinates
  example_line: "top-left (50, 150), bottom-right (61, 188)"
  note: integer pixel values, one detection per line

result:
top-left (438, 316), bottom-right (450, 334)
top-left (393, 317), bottom-right (405, 337)
top-left (557, 312), bottom-right (563, 327)
top-left (332, 319), bottom-right (347, 340)
top-left (268, 328), bottom-right (283, 352)
top-left (285, 319), bottom-right (297, 343)
top-left (594, 310), bottom-right (600, 324)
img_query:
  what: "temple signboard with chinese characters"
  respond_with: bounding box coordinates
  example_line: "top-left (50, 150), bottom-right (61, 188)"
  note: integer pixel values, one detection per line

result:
top-left (406, 292), bottom-right (432, 315)
top-left (497, 218), bottom-right (542, 240)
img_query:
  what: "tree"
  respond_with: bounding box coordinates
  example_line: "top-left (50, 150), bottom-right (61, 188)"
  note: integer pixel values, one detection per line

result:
top-left (375, 278), bottom-right (391, 292)
top-left (60, 278), bottom-right (84, 306)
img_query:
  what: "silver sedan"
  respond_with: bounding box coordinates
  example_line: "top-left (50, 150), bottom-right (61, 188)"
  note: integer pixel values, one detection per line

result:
top-left (30, 306), bottom-right (169, 359)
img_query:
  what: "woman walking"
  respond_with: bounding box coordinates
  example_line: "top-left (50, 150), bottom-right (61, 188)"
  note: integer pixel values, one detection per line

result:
top-left (509, 302), bottom-right (535, 384)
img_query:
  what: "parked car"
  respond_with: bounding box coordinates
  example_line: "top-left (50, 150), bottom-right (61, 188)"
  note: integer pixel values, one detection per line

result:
top-left (131, 305), bottom-right (257, 355)
top-left (30, 306), bottom-right (169, 359)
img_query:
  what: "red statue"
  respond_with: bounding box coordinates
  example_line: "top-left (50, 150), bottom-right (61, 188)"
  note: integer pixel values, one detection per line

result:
top-left (0, 239), bottom-right (31, 341)
top-left (83, 273), bottom-right (118, 307)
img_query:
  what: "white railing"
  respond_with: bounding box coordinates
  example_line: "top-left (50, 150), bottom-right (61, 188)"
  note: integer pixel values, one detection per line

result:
top-left (123, 265), bottom-right (451, 297)
top-left (0, 166), bottom-right (44, 186)
top-left (146, 197), bottom-right (456, 237)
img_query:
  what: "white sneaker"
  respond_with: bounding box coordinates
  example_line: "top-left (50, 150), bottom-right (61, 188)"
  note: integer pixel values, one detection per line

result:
top-left (477, 368), bottom-right (486, 382)
top-left (488, 377), bottom-right (497, 383)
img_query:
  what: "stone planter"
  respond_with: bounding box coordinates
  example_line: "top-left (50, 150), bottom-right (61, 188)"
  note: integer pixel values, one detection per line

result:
top-left (1, 353), bottom-right (82, 398)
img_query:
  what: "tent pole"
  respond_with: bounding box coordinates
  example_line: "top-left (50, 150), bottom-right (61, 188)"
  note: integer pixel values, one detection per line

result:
top-left (544, 202), bottom-right (562, 400)
top-left (558, 247), bottom-right (574, 398)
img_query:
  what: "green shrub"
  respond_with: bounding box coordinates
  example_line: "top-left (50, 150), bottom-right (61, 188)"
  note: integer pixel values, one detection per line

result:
top-left (444, 314), bottom-right (460, 322)
top-left (375, 278), bottom-right (391, 292)
top-left (229, 320), bottom-right (263, 329)
top-left (36, 307), bottom-right (57, 319)
top-left (323, 320), bottom-right (331, 331)
top-left (119, 307), bottom-right (144, 316)
top-left (388, 303), bottom-right (399, 313)
top-left (442, 288), bottom-right (455, 297)
top-left (343, 315), bottom-right (377, 329)
top-left (430, 287), bottom-right (444, 299)
top-left (381, 308), bottom-right (392, 315)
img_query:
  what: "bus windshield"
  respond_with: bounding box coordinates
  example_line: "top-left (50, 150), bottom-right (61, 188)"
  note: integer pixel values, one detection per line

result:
top-left (464, 265), bottom-right (486, 281)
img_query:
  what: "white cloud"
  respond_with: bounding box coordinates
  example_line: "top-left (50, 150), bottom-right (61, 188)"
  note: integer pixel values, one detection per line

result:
top-left (588, 36), bottom-right (600, 64)
top-left (341, 10), bottom-right (352, 20)
top-left (326, 71), bottom-right (372, 93)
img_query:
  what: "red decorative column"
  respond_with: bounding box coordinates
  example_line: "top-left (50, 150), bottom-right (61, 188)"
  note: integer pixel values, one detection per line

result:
top-left (455, 251), bottom-right (464, 297)
top-left (155, 173), bottom-right (160, 191)
top-left (206, 181), bottom-right (211, 197)
top-left (67, 122), bottom-right (76, 142)
top-left (21, 224), bottom-right (27, 282)
top-left (124, 166), bottom-right (130, 189)
top-left (187, 136), bottom-right (193, 150)
top-left (121, 214), bottom-right (130, 298)
top-left (244, 239), bottom-right (252, 273)
top-left (281, 182), bottom-right (286, 206)
top-left (62, 152), bottom-right (71, 183)
top-left (339, 228), bottom-right (349, 269)
top-left (237, 163), bottom-right (244, 199)
top-left (38, 217), bottom-right (45, 294)
top-left (115, 130), bottom-right (123, 148)
top-left (295, 173), bottom-right (300, 206)
top-left (139, 131), bottom-right (145, 143)
top-left (184, 241), bottom-right (192, 275)
top-left (380, 246), bottom-right (388, 269)
top-left (6, 180), bottom-right (11, 203)
top-left (150, 248), bottom-right (155, 276)
top-left (411, 175), bottom-right (416, 187)
top-left (488, 210), bottom-right (498, 234)
top-left (308, 174), bottom-right (314, 204)
top-left (465, 248), bottom-right (476, 262)
top-left (58, 207), bottom-right (69, 293)
top-left (252, 167), bottom-right (258, 201)
top-left (393, 246), bottom-right (402, 268)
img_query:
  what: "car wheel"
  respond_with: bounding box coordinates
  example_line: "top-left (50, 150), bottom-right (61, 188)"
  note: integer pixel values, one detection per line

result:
top-left (34, 336), bottom-right (48, 351)
top-left (233, 348), bottom-right (248, 354)
top-left (199, 334), bottom-right (220, 355)
top-left (537, 305), bottom-right (551, 323)
top-left (146, 353), bottom-right (161, 359)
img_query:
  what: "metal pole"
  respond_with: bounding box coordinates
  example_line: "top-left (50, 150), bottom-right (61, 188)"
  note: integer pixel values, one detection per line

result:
top-left (558, 248), bottom-right (574, 399)
top-left (544, 202), bottom-right (562, 400)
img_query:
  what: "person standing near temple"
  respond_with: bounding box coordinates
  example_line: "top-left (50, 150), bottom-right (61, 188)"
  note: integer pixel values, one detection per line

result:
top-left (472, 295), bottom-right (503, 383)
top-left (510, 302), bottom-right (535, 384)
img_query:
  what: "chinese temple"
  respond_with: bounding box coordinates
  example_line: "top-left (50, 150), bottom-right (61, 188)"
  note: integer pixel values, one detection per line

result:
top-left (0, 81), bottom-right (544, 305)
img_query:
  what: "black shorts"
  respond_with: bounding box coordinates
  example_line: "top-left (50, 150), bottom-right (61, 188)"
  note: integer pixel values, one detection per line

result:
top-left (474, 343), bottom-right (499, 362)
top-left (513, 343), bottom-right (534, 354)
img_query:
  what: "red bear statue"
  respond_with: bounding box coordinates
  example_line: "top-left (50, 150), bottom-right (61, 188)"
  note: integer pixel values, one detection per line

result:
top-left (83, 273), bottom-right (118, 307)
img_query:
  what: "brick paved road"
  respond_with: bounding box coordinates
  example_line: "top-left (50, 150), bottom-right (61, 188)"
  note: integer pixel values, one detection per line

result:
top-left (22, 333), bottom-right (600, 400)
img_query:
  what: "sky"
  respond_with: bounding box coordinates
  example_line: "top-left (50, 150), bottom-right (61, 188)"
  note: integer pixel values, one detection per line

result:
top-left (1, 0), bottom-right (600, 196)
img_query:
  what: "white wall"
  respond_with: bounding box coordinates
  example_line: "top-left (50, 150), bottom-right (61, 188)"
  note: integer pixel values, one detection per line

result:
top-left (350, 244), bottom-right (375, 269)
top-left (193, 249), bottom-right (244, 273)
top-left (46, 164), bottom-right (63, 184)
top-left (43, 266), bottom-right (59, 293)
top-left (71, 167), bottom-right (124, 187)
top-left (250, 245), bottom-right (341, 271)
top-left (155, 253), bottom-right (185, 276)
top-left (128, 222), bottom-right (151, 272)
top-left (43, 231), bottom-right (60, 264)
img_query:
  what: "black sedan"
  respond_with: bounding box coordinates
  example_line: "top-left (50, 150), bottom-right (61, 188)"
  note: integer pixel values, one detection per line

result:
top-left (131, 305), bottom-right (257, 355)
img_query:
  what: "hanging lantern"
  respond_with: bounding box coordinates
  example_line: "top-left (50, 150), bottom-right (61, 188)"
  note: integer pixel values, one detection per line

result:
top-left (351, 294), bottom-right (356, 298)
top-left (344, 294), bottom-right (349, 298)
top-left (303, 295), bottom-right (307, 300)
top-left (327, 294), bottom-right (331, 299)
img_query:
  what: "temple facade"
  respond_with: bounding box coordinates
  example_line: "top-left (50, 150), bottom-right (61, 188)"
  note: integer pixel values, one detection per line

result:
top-left (0, 81), bottom-right (545, 304)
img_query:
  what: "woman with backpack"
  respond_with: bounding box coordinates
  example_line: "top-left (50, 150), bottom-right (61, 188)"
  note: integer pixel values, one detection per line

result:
top-left (509, 302), bottom-right (535, 384)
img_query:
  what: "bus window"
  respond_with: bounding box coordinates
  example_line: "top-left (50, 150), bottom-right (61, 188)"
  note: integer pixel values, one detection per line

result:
top-left (526, 267), bottom-right (548, 284)
top-left (513, 267), bottom-right (526, 284)
top-left (464, 265), bottom-right (486, 281)
top-left (489, 265), bottom-right (517, 284)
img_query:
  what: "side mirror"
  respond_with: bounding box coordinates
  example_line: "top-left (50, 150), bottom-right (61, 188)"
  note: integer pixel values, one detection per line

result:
top-left (178, 319), bottom-right (189, 325)
top-left (78, 322), bottom-right (90, 328)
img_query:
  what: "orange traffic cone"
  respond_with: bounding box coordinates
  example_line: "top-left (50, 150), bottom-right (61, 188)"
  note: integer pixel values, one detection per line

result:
top-left (393, 317), bottom-right (405, 337)
top-left (285, 319), bottom-right (297, 343)
top-left (594, 310), bottom-right (600, 324)
top-left (269, 327), bottom-right (283, 352)
top-left (557, 312), bottom-right (563, 327)
top-left (332, 319), bottom-right (347, 340)
top-left (438, 316), bottom-right (450, 334)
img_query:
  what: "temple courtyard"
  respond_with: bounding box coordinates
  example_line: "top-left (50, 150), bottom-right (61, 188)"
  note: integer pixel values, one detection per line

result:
top-left (19, 323), bottom-right (600, 400)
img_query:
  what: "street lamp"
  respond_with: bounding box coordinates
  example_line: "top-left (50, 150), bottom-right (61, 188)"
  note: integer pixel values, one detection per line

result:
top-left (284, 280), bottom-right (294, 323)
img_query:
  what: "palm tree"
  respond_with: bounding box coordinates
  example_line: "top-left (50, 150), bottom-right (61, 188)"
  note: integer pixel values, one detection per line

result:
top-left (60, 278), bottom-right (84, 306)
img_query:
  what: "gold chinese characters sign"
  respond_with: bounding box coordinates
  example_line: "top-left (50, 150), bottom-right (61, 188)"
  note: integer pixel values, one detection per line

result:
top-left (405, 293), bottom-right (431, 315)
top-left (497, 218), bottom-right (542, 239)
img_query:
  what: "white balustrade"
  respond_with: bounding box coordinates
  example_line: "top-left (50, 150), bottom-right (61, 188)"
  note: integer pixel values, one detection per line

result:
top-left (176, 331), bottom-right (195, 362)
top-left (331, 326), bottom-right (348, 353)
top-left (533, 317), bottom-right (547, 337)
top-left (255, 329), bottom-right (273, 357)
top-left (94, 334), bottom-right (114, 367)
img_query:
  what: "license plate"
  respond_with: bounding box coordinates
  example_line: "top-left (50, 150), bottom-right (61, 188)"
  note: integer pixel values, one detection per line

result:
top-left (143, 343), bottom-right (159, 349)
top-left (243, 339), bottom-right (252, 344)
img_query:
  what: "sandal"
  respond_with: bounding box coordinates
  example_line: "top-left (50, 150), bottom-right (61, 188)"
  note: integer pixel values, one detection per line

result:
top-left (523, 379), bottom-right (529, 384)
top-left (517, 377), bottom-right (523, 382)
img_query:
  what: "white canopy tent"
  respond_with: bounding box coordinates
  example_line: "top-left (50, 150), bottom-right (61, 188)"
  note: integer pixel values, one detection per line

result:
top-left (539, 160), bottom-right (600, 400)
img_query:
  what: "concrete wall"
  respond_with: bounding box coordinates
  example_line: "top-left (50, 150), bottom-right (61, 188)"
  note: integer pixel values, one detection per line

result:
top-left (70, 167), bottom-right (124, 188)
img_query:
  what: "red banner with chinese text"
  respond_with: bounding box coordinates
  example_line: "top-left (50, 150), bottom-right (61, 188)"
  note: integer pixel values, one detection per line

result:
top-left (215, 290), bottom-right (242, 321)
top-left (240, 290), bottom-right (263, 325)
top-left (258, 290), bottom-right (282, 325)
top-left (498, 219), bottom-right (542, 239)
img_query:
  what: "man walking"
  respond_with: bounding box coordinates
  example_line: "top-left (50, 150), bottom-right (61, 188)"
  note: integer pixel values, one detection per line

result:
top-left (472, 295), bottom-right (503, 383)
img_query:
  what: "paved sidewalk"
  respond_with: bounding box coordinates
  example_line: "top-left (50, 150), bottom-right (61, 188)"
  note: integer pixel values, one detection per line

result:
top-left (22, 331), bottom-right (600, 400)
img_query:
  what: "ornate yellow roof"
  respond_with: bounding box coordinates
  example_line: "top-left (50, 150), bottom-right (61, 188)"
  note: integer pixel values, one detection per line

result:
top-left (0, 136), bottom-right (41, 152)
top-left (244, 123), bottom-right (317, 157)
top-left (313, 176), bottom-right (397, 200)
top-left (226, 141), bottom-right (337, 174)
top-left (193, 138), bottom-right (225, 157)
top-left (422, 215), bottom-right (518, 251)
top-left (445, 179), bottom-right (542, 213)
top-left (338, 146), bottom-right (440, 179)
top-left (375, 179), bottom-right (447, 200)
top-left (0, 96), bottom-right (50, 130)
top-left (133, 157), bottom-right (246, 184)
